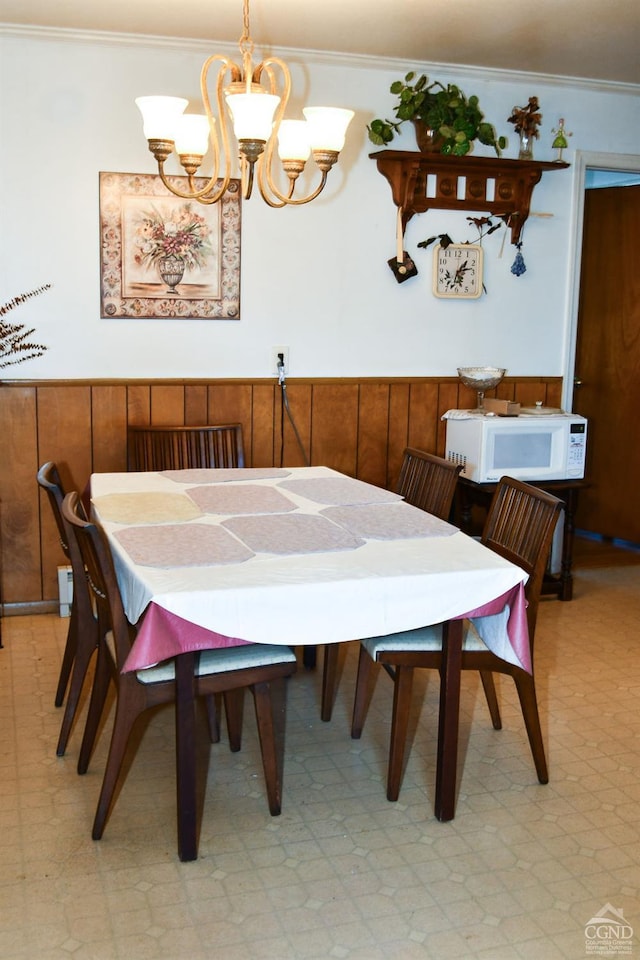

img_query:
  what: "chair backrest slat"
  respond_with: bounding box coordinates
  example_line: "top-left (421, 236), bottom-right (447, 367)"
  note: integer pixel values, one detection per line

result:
top-left (397, 447), bottom-right (463, 521)
top-left (482, 477), bottom-right (563, 639)
top-left (62, 491), bottom-right (133, 670)
top-left (36, 461), bottom-right (70, 557)
top-left (37, 463), bottom-right (91, 620)
top-left (128, 423), bottom-right (244, 471)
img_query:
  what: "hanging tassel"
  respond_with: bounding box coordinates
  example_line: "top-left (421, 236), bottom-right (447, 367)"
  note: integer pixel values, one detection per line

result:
top-left (511, 242), bottom-right (527, 277)
top-left (388, 207), bottom-right (418, 283)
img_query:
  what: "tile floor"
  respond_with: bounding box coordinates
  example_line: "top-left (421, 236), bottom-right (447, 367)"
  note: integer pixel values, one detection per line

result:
top-left (1, 536), bottom-right (639, 960)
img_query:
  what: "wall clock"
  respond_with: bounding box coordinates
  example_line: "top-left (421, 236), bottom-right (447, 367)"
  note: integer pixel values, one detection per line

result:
top-left (433, 244), bottom-right (483, 299)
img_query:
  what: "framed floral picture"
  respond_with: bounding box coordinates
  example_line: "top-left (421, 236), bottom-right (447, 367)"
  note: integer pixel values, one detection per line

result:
top-left (99, 171), bottom-right (241, 319)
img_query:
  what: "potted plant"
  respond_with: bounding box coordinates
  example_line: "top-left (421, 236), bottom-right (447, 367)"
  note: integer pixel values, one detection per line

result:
top-left (368, 72), bottom-right (506, 156)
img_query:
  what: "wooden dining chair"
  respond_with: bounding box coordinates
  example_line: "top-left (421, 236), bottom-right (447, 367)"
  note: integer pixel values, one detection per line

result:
top-left (61, 491), bottom-right (296, 843)
top-left (320, 448), bottom-right (463, 721)
top-left (350, 476), bottom-right (563, 801)
top-left (128, 423), bottom-right (245, 471)
top-left (36, 462), bottom-right (99, 756)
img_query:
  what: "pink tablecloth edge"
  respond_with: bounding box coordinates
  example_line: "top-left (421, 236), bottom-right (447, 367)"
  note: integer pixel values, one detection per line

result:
top-left (122, 581), bottom-right (529, 674)
top-left (122, 603), bottom-right (251, 673)
top-left (458, 582), bottom-right (530, 673)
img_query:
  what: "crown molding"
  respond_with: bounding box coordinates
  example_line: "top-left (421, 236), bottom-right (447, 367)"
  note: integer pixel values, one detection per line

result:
top-left (2, 22), bottom-right (639, 97)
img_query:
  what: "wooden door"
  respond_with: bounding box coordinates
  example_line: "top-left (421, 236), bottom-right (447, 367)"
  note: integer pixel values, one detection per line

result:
top-left (573, 184), bottom-right (640, 541)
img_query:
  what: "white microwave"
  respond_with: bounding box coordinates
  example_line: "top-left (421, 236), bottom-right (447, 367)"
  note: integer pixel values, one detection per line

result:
top-left (445, 412), bottom-right (587, 483)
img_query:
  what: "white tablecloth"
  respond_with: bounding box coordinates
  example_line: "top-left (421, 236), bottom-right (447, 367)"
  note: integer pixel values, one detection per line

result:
top-left (90, 466), bottom-right (528, 671)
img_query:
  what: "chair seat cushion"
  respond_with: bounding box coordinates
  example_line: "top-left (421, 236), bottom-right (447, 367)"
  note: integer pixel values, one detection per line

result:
top-left (361, 620), bottom-right (487, 660)
top-left (128, 639), bottom-right (295, 683)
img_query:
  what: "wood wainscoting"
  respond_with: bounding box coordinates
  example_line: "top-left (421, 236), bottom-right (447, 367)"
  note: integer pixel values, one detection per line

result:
top-left (0, 376), bottom-right (562, 612)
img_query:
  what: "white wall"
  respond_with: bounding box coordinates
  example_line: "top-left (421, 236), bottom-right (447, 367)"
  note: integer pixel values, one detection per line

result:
top-left (1, 28), bottom-right (639, 380)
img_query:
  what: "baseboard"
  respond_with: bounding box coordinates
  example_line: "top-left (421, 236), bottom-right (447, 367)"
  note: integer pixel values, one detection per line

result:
top-left (2, 601), bottom-right (59, 617)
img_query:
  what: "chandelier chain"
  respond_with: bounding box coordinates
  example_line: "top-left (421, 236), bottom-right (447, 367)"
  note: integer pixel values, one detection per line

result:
top-left (238, 0), bottom-right (254, 58)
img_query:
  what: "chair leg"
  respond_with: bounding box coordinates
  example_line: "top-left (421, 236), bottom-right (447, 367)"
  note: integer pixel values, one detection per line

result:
top-left (351, 645), bottom-right (375, 739)
top-left (56, 620), bottom-right (98, 756)
top-left (77, 644), bottom-right (111, 775)
top-left (321, 644), bottom-right (340, 721)
top-left (92, 688), bottom-right (144, 840)
top-left (387, 664), bottom-right (414, 801)
top-left (223, 689), bottom-right (245, 752)
top-left (302, 645), bottom-right (317, 669)
top-left (251, 681), bottom-right (282, 816)
top-left (513, 672), bottom-right (549, 784)
top-left (204, 694), bottom-right (220, 743)
top-left (54, 605), bottom-right (78, 707)
top-left (479, 670), bottom-right (502, 730)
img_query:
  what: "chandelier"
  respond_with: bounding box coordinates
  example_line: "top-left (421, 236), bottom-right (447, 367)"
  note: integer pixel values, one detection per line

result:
top-left (135, 0), bottom-right (354, 207)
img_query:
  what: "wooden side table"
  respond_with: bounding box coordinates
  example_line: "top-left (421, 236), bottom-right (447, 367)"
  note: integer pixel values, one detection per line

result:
top-left (457, 477), bottom-right (588, 601)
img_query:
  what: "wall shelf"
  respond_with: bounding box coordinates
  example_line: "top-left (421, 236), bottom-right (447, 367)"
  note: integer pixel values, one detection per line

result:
top-left (370, 150), bottom-right (569, 244)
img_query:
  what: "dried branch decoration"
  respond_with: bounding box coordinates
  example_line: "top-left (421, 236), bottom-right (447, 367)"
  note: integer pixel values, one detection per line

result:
top-left (0, 284), bottom-right (50, 369)
top-left (507, 97), bottom-right (542, 139)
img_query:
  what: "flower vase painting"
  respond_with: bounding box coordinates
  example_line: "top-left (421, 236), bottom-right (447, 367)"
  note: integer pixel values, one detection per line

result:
top-left (127, 200), bottom-right (214, 295)
top-left (100, 172), bottom-right (241, 319)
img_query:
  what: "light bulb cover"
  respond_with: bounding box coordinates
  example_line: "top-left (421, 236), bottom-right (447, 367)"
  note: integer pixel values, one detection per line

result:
top-left (135, 96), bottom-right (188, 141)
top-left (175, 114), bottom-right (211, 157)
top-left (277, 119), bottom-right (311, 161)
top-left (302, 107), bottom-right (354, 152)
top-left (226, 92), bottom-right (280, 142)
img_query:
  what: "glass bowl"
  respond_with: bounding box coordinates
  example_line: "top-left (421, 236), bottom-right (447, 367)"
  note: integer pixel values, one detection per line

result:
top-left (457, 366), bottom-right (506, 390)
top-left (457, 366), bottom-right (506, 411)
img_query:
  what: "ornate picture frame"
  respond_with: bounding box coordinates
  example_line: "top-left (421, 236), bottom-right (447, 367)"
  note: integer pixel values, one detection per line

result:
top-left (99, 171), bottom-right (241, 319)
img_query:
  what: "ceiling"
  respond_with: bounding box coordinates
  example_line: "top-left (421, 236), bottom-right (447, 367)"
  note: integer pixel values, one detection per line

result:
top-left (1, 0), bottom-right (639, 86)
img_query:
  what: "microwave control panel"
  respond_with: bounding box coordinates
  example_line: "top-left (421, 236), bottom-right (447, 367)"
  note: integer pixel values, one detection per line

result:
top-left (568, 422), bottom-right (587, 473)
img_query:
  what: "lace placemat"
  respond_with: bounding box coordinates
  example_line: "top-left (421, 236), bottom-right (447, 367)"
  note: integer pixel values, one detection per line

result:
top-left (187, 484), bottom-right (297, 515)
top-left (278, 476), bottom-right (402, 506)
top-left (93, 492), bottom-right (202, 525)
top-left (321, 503), bottom-right (459, 539)
top-left (114, 523), bottom-right (255, 567)
top-left (161, 467), bottom-right (291, 484)
top-left (223, 513), bottom-right (363, 555)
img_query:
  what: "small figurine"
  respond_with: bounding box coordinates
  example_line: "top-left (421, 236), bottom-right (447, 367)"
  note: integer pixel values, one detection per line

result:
top-left (551, 118), bottom-right (572, 162)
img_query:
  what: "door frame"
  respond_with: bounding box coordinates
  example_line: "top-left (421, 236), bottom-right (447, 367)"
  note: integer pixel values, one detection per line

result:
top-left (563, 150), bottom-right (640, 411)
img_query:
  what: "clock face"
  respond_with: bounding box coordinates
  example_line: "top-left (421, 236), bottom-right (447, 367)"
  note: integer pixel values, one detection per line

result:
top-left (433, 244), bottom-right (483, 299)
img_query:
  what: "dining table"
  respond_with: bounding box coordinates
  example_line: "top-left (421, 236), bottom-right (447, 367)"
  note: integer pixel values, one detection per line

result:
top-left (90, 465), bottom-right (529, 861)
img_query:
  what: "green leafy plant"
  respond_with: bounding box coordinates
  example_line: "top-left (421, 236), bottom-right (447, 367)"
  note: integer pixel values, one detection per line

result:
top-left (0, 284), bottom-right (50, 368)
top-left (368, 72), bottom-right (506, 156)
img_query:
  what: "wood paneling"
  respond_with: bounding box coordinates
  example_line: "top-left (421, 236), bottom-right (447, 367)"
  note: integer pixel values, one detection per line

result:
top-left (1, 386), bottom-right (41, 602)
top-left (150, 384), bottom-right (185, 424)
top-left (0, 375), bottom-right (562, 610)
top-left (310, 383), bottom-right (359, 475)
top-left (279, 383), bottom-right (311, 468)
top-left (184, 384), bottom-right (208, 424)
top-left (92, 385), bottom-right (128, 473)
top-left (356, 382), bottom-right (391, 488)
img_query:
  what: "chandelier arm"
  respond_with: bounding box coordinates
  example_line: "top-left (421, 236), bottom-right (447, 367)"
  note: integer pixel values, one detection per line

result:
top-left (169, 53), bottom-right (241, 202)
top-left (153, 164), bottom-right (230, 204)
top-left (260, 170), bottom-right (329, 206)
top-left (256, 57), bottom-right (311, 206)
